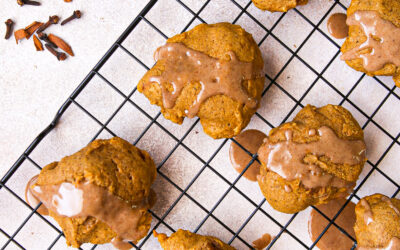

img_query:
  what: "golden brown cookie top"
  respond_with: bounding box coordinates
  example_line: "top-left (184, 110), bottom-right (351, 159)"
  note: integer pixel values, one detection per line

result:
top-left (36, 137), bottom-right (156, 203)
top-left (141, 22), bottom-right (264, 105)
top-left (259, 104), bottom-right (365, 184)
top-left (340, 9), bottom-right (400, 72)
top-left (251, 0), bottom-right (308, 12)
top-left (167, 23), bottom-right (263, 67)
top-left (149, 42), bottom-right (261, 118)
top-left (341, 0), bottom-right (400, 87)
top-left (256, 105), bottom-right (366, 214)
top-left (154, 229), bottom-right (235, 250)
top-left (30, 137), bottom-right (157, 248)
top-left (32, 181), bottom-right (154, 248)
top-left (137, 22), bottom-right (265, 139)
top-left (347, 0), bottom-right (400, 28)
top-left (355, 194), bottom-right (400, 248)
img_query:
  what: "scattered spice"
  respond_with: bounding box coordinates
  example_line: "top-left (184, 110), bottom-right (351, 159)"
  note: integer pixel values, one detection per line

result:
top-left (14, 29), bottom-right (28, 44)
top-left (7, 8), bottom-right (78, 61)
top-left (4, 19), bottom-right (14, 40)
top-left (17, 0), bottom-right (41, 6)
top-left (36, 15), bottom-right (59, 34)
top-left (61, 10), bottom-right (82, 26)
top-left (33, 35), bottom-right (43, 51)
top-left (48, 34), bottom-right (73, 56)
top-left (38, 32), bottom-right (57, 48)
top-left (25, 21), bottom-right (43, 39)
top-left (45, 43), bottom-right (66, 61)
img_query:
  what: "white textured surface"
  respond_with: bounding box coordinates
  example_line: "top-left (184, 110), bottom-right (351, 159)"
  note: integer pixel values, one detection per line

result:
top-left (1, 0), bottom-right (400, 250)
top-left (0, 0), bottom-right (150, 174)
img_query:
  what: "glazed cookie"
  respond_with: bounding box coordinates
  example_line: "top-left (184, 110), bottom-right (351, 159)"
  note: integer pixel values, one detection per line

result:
top-left (137, 22), bottom-right (265, 139)
top-left (340, 0), bottom-right (400, 87)
top-left (257, 104), bottom-right (366, 214)
top-left (355, 194), bottom-right (400, 249)
top-left (27, 137), bottom-right (157, 249)
top-left (154, 230), bottom-right (235, 250)
top-left (252, 0), bottom-right (308, 12)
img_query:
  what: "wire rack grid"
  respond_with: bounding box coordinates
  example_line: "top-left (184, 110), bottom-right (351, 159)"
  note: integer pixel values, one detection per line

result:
top-left (1, 0), bottom-right (400, 249)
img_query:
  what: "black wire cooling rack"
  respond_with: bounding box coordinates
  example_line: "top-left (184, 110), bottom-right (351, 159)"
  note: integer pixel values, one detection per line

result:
top-left (1, 0), bottom-right (400, 249)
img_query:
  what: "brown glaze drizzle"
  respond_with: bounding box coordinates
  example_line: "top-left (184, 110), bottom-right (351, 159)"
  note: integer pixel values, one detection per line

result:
top-left (381, 196), bottom-right (400, 216)
top-left (258, 126), bottom-right (366, 189)
top-left (147, 43), bottom-right (262, 118)
top-left (111, 237), bottom-right (133, 250)
top-left (284, 185), bottom-right (293, 193)
top-left (31, 182), bottom-right (154, 249)
top-left (341, 11), bottom-right (400, 72)
top-left (327, 13), bottom-right (349, 39)
top-left (229, 129), bottom-right (267, 181)
top-left (358, 237), bottom-right (400, 250)
top-left (360, 199), bottom-right (374, 226)
top-left (252, 233), bottom-right (272, 250)
top-left (25, 175), bottom-right (49, 216)
top-left (308, 199), bottom-right (356, 250)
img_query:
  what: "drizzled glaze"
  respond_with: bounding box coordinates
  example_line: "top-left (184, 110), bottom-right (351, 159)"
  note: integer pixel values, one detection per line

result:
top-left (381, 196), bottom-right (400, 216)
top-left (31, 182), bottom-right (154, 249)
top-left (327, 13), bottom-right (349, 39)
top-left (284, 185), bottom-right (293, 193)
top-left (341, 11), bottom-right (400, 72)
top-left (308, 199), bottom-right (356, 250)
top-left (252, 233), bottom-right (272, 250)
top-left (229, 129), bottom-right (267, 181)
top-left (25, 175), bottom-right (49, 216)
top-left (147, 43), bottom-right (263, 118)
top-left (357, 196), bottom-right (400, 249)
top-left (258, 126), bottom-right (366, 189)
top-left (360, 199), bottom-right (374, 225)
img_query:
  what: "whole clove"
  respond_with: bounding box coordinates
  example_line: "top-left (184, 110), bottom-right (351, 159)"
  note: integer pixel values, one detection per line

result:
top-left (37, 33), bottom-right (57, 48)
top-left (45, 43), bottom-right (66, 61)
top-left (17, 0), bottom-right (41, 6)
top-left (36, 15), bottom-right (59, 34)
top-left (33, 35), bottom-right (43, 51)
top-left (61, 10), bottom-right (81, 25)
top-left (48, 34), bottom-right (74, 56)
top-left (5, 19), bottom-right (14, 40)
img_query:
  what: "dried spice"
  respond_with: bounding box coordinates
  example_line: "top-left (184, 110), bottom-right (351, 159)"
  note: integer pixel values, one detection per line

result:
top-left (5, 19), bottom-right (14, 40)
top-left (38, 32), bottom-right (57, 48)
top-left (45, 43), bottom-right (66, 61)
top-left (17, 0), bottom-right (41, 6)
top-left (48, 34), bottom-right (74, 56)
top-left (25, 21), bottom-right (43, 39)
top-left (64, 0), bottom-right (72, 2)
top-left (33, 35), bottom-right (43, 51)
top-left (61, 10), bottom-right (81, 26)
top-left (14, 29), bottom-right (28, 44)
top-left (6, 10), bottom-right (77, 61)
top-left (36, 16), bottom-right (59, 34)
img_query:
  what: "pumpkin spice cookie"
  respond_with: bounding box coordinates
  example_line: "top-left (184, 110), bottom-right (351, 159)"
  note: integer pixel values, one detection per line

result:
top-left (137, 22), bottom-right (265, 139)
top-left (154, 229), bottom-right (235, 250)
top-left (252, 0), bottom-right (308, 12)
top-left (355, 194), bottom-right (400, 249)
top-left (257, 104), bottom-right (367, 214)
top-left (340, 0), bottom-right (400, 87)
top-left (25, 137), bottom-right (157, 249)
